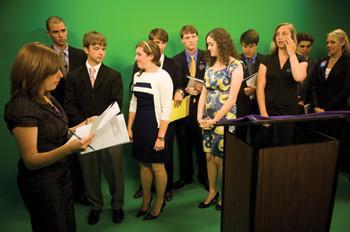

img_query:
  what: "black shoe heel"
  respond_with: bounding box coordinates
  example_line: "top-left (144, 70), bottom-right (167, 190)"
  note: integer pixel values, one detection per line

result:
top-left (136, 196), bottom-right (153, 217)
top-left (198, 192), bottom-right (219, 208)
top-left (143, 201), bottom-right (166, 220)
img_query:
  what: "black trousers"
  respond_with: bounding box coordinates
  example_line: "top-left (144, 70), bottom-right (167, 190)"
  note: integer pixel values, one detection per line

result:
top-left (176, 116), bottom-right (207, 183)
top-left (165, 122), bottom-right (175, 192)
top-left (18, 170), bottom-right (76, 232)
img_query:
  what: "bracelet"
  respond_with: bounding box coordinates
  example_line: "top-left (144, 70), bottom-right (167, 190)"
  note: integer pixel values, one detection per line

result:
top-left (85, 119), bottom-right (88, 125)
top-left (157, 136), bottom-right (165, 141)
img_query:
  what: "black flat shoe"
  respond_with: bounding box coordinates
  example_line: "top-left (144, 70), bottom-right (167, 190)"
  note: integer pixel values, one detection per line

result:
top-left (88, 210), bottom-right (101, 225)
top-left (198, 192), bottom-right (219, 208)
top-left (164, 191), bottom-right (173, 201)
top-left (173, 179), bottom-right (192, 190)
top-left (112, 208), bottom-right (124, 224)
top-left (143, 201), bottom-right (166, 221)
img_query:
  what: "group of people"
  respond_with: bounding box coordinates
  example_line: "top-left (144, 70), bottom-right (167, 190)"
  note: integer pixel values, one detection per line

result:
top-left (4, 15), bottom-right (350, 232)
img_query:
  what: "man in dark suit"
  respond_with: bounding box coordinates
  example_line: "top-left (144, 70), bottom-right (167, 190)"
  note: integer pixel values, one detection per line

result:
top-left (130, 28), bottom-right (181, 202)
top-left (296, 32), bottom-right (315, 113)
top-left (65, 31), bottom-right (124, 225)
top-left (172, 25), bottom-right (208, 191)
top-left (236, 29), bottom-right (264, 141)
top-left (46, 16), bottom-right (86, 105)
top-left (46, 16), bottom-right (88, 206)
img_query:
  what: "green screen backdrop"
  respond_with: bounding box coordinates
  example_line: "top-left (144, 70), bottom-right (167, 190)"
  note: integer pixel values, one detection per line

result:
top-left (1, 0), bottom-right (349, 202)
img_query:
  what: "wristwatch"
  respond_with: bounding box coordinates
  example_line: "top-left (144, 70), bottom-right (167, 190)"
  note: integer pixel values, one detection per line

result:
top-left (177, 89), bottom-right (185, 97)
top-left (157, 136), bottom-right (165, 141)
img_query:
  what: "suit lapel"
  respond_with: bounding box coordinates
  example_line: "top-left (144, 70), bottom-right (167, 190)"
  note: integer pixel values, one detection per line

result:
top-left (327, 55), bottom-right (344, 82)
top-left (93, 64), bottom-right (106, 89)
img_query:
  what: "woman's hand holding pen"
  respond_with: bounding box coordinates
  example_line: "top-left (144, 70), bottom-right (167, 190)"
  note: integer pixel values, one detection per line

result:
top-left (65, 134), bottom-right (94, 153)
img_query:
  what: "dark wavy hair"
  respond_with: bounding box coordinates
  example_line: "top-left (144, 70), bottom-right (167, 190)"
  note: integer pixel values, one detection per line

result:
top-left (205, 28), bottom-right (238, 66)
top-left (10, 42), bottom-right (61, 103)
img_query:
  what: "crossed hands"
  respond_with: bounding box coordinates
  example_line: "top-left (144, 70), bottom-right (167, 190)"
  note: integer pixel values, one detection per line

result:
top-left (198, 117), bottom-right (217, 130)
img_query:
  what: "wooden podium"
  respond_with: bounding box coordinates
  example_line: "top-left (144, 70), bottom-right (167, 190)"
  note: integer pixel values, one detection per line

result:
top-left (220, 113), bottom-right (348, 232)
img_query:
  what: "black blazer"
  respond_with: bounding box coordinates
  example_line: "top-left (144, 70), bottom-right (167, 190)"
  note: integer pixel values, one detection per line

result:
top-left (130, 55), bottom-right (181, 95)
top-left (172, 49), bottom-right (206, 92)
top-left (64, 63), bottom-right (123, 127)
top-left (310, 54), bottom-right (350, 111)
top-left (236, 53), bottom-right (263, 116)
top-left (172, 50), bottom-right (206, 117)
top-left (51, 46), bottom-right (86, 105)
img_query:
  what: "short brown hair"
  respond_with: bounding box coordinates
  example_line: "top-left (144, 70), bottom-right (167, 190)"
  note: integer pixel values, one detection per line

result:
top-left (240, 29), bottom-right (259, 45)
top-left (179, 25), bottom-right (198, 38)
top-left (10, 42), bottom-right (61, 103)
top-left (149, 28), bottom-right (169, 43)
top-left (205, 28), bottom-right (238, 66)
top-left (83, 31), bottom-right (107, 48)
top-left (135, 40), bottom-right (161, 67)
top-left (45, 16), bottom-right (64, 31)
top-left (297, 32), bottom-right (314, 45)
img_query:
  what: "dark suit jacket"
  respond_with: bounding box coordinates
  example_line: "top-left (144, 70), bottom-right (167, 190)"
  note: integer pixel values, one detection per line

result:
top-left (51, 46), bottom-right (86, 105)
top-left (64, 63), bottom-right (123, 127)
top-left (172, 49), bottom-right (206, 117)
top-left (310, 54), bottom-right (350, 111)
top-left (130, 55), bottom-right (181, 95)
top-left (237, 53), bottom-right (263, 116)
top-left (172, 49), bottom-right (206, 91)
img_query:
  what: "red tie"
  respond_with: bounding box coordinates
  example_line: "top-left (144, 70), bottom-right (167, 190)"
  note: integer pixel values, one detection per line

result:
top-left (89, 67), bottom-right (95, 87)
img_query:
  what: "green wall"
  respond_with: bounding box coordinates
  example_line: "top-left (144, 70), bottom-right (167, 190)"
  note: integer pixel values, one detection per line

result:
top-left (1, 0), bottom-right (349, 199)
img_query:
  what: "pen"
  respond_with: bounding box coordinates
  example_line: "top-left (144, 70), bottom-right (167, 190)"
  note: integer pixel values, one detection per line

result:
top-left (68, 129), bottom-right (95, 151)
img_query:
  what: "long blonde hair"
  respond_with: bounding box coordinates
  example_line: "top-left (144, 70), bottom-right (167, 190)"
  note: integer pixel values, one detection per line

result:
top-left (270, 23), bottom-right (297, 54)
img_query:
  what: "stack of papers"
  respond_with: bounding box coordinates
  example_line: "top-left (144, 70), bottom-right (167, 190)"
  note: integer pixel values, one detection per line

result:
top-left (187, 75), bottom-right (204, 88)
top-left (244, 73), bottom-right (257, 87)
top-left (70, 101), bottom-right (130, 154)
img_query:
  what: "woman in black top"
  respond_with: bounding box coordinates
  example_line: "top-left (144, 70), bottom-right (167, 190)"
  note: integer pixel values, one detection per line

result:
top-left (256, 23), bottom-right (308, 146)
top-left (4, 42), bottom-right (93, 232)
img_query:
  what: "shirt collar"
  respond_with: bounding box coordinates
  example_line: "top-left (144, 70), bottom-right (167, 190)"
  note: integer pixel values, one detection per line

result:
top-left (86, 61), bottom-right (102, 78)
top-left (244, 53), bottom-right (257, 64)
top-left (185, 49), bottom-right (198, 64)
top-left (160, 54), bottom-right (165, 68)
top-left (53, 44), bottom-right (69, 55)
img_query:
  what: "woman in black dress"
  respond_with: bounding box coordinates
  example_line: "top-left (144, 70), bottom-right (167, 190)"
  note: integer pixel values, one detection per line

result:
top-left (128, 40), bottom-right (173, 220)
top-left (256, 23), bottom-right (308, 146)
top-left (4, 42), bottom-right (93, 231)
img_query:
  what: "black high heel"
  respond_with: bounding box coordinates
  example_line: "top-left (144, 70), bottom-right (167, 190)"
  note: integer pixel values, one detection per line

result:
top-left (136, 196), bottom-right (153, 218)
top-left (143, 201), bottom-right (166, 220)
top-left (198, 192), bottom-right (219, 208)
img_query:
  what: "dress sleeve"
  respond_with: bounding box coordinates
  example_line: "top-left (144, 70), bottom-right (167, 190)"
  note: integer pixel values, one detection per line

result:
top-left (129, 73), bottom-right (138, 113)
top-left (4, 97), bottom-right (40, 132)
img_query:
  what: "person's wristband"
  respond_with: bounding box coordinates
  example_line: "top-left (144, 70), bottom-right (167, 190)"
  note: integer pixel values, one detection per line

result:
top-left (157, 136), bottom-right (165, 141)
top-left (85, 119), bottom-right (88, 125)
